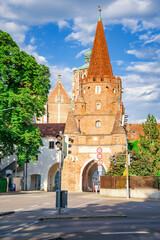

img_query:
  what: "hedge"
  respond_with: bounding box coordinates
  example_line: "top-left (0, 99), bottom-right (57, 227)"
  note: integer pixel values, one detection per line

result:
top-left (0, 176), bottom-right (7, 192)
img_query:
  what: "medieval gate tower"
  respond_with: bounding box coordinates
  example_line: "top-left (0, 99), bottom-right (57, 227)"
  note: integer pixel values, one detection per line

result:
top-left (61, 8), bottom-right (126, 192)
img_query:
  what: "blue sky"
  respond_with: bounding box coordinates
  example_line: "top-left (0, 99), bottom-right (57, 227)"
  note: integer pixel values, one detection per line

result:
top-left (0, 0), bottom-right (160, 123)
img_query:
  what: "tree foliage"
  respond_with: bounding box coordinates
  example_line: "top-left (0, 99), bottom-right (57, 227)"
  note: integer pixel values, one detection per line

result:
top-left (107, 114), bottom-right (160, 176)
top-left (0, 30), bottom-right (51, 166)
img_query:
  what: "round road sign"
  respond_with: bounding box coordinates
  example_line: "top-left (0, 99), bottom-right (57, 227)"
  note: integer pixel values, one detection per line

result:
top-left (97, 147), bottom-right (102, 153)
top-left (97, 159), bottom-right (103, 166)
top-left (97, 154), bottom-right (102, 159)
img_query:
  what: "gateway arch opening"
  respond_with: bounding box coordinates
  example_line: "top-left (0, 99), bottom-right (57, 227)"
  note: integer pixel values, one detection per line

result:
top-left (82, 160), bottom-right (105, 192)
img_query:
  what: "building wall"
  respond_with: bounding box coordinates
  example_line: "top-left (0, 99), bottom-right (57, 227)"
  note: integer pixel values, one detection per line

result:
top-left (27, 137), bottom-right (59, 191)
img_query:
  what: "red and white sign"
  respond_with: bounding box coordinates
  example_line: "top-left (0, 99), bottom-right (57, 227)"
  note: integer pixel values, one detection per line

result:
top-left (97, 147), bottom-right (102, 153)
top-left (97, 159), bottom-right (103, 166)
top-left (97, 154), bottom-right (102, 159)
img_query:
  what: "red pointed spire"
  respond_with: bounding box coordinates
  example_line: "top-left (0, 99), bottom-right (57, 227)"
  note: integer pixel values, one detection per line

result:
top-left (88, 20), bottom-right (113, 78)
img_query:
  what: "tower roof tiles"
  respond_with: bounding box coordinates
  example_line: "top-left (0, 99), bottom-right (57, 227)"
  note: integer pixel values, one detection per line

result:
top-left (87, 20), bottom-right (113, 78)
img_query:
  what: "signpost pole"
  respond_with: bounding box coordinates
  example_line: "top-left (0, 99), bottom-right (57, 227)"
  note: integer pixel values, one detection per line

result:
top-left (57, 149), bottom-right (62, 214)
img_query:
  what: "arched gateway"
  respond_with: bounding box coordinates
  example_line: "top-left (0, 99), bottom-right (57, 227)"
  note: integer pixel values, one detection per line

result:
top-left (48, 163), bottom-right (59, 191)
top-left (80, 159), bottom-right (107, 192)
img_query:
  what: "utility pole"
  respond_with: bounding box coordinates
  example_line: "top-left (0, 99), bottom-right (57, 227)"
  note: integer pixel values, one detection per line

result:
top-left (125, 130), bottom-right (129, 199)
top-left (122, 114), bottom-right (130, 199)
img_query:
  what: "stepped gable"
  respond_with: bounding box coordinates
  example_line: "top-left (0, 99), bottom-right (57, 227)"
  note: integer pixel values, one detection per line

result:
top-left (64, 107), bottom-right (80, 134)
top-left (87, 20), bottom-right (113, 78)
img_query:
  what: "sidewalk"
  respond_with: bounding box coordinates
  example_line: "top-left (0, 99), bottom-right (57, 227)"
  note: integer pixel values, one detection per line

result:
top-left (38, 208), bottom-right (126, 221)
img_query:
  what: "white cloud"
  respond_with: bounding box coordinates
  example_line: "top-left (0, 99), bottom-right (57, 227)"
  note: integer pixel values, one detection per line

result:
top-left (65, 17), bottom-right (96, 45)
top-left (127, 48), bottom-right (154, 59)
top-left (127, 62), bottom-right (160, 74)
top-left (117, 60), bottom-right (124, 66)
top-left (30, 37), bottom-right (36, 44)
top-left (124, 84), bottom-right (159, 102)
top-left (103, 0), bottom-right (151, 19)
top-left (76, 48), bottom-right (90, 58)
top-left (0, 20), bottom-right (28, 44)
top-left (0, 3), bottom-right (18, 19)
top-left (0, 0), bottom-right (160, 46)
top-left (145, 34), bottom-right (160, 44)
top-left (23, 44), bottom-right (48, 64)
top-left (122, 74), bottom-right (146, 84)
top-left (58, 20), bottom-right (70, 29)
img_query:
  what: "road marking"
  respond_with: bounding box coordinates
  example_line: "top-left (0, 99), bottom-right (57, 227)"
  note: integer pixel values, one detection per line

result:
top-left (101, 231), bottom-right (149, 235)
top-left (2, 220), bottom-right (40, 237)
top-left (12, 227), bottom-right (23, 233)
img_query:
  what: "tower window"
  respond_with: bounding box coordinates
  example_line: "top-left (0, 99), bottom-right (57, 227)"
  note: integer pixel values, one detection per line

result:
top-left (95, 121), bottom-right (101, 128)
top-left (113, 89), bottom-right (116, 93)
top-left (95, 86), bottom-right (101, 94)
top-left (49, 141), bottom-right (55, 149)
top-left (96, 103), bottom-right (101, 110)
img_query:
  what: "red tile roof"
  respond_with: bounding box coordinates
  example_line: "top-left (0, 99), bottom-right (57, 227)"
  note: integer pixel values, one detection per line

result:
top-left (88, 20), bottom-right (113, 78)
top-left (33, 123), bottom-right (65, 137)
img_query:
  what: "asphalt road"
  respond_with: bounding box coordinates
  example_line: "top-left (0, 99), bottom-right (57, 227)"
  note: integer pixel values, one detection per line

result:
top-left (0, 191), bottom-right (160, 239)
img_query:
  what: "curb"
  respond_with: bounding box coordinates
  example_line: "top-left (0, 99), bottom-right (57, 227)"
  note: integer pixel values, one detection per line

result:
top-left (0, 233), bottom-right (61, 240)
top-left (38, 214), bottom-right (126, 221)
top-left (0, 211), bottom-right (15, 216)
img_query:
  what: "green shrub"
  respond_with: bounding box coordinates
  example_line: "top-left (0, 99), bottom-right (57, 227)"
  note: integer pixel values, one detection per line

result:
top-left (0, 176), bottom-right (7, 192)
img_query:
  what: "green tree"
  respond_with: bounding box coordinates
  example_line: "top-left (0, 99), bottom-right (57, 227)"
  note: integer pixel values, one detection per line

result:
top-left (129, 114), bottom-right (160, 176)
top-left (0, 30), bottom-right (51, 166)
top-left (107, 152), bottom-right (126, 176)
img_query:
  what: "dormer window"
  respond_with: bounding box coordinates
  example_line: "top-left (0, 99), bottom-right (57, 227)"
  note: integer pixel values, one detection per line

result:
top-left (95, 121), bottom-right (101, 128)
top-left (95, 86), bottom-right (101, 94)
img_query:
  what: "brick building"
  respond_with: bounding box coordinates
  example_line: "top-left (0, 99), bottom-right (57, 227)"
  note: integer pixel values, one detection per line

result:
top-left (36, 73), bottom-right (70, 124)
top-left (1, 10), bottom-right (147, 192)
top-left (61, 15), bottom-right (126, 192)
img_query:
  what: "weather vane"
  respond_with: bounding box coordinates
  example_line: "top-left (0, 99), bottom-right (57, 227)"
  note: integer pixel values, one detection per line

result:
top-left (98, 5), bottom-right (102, 21)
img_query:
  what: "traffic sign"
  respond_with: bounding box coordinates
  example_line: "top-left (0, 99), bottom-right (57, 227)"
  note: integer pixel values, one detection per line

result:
top-left (97, 147), bottom-right (102, 153)
top-left (98, 165), bottom-right (102, 172)
top-left (97, 159), bottom-right (103, 166)
top-left (97, 153), bottom-right (102, 159)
